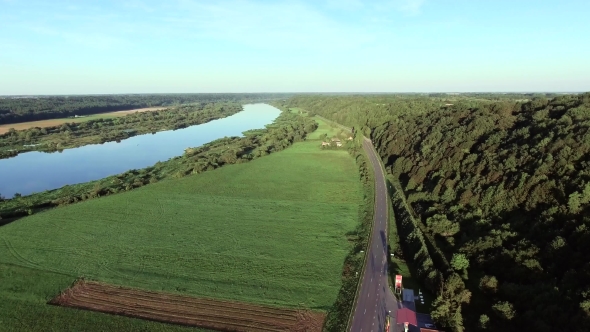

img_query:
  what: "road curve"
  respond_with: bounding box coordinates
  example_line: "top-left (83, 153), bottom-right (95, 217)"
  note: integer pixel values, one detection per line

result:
top-left (348, 137), bottom-right (397, 332)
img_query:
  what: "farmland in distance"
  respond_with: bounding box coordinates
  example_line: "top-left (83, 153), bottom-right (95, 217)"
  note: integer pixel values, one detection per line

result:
top-left (0, 119), bottom-right (362, 331)
top-left (0, 107), bottom-right (168, 134)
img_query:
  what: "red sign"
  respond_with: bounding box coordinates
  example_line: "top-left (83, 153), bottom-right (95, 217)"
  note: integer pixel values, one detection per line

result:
top-left (395, 275), bottom-right (402, 288)
top-left (395, 275), bottom-right (403, 294)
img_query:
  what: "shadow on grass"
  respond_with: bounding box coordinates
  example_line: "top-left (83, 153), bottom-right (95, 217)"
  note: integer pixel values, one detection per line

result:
top-left (0, 203), bottom-right (58, 228)
top-left (0, 215), bottom-right (26, 227)
top-left (386, 244), bottom-right (401, 274)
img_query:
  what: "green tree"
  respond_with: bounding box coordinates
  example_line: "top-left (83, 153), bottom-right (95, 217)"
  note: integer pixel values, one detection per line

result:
top-left (430, 274), bottom-right (470, 332)
top-left (426, 214), bottom-right (459, 237)
top-left (478, 275), bottom-right (498, 294)
top-left (442, 187), bottom-right (456, 203)
top-left (451, 253), bottom-right (469, 271)
top-left (568, 192), bottom-right (582, 213)
top-left (492, 301), bottom-right (515, 320)
top-left (478, 314), bottom-right (490, 329)
top-left (581, 182), bottom-right (590, 204)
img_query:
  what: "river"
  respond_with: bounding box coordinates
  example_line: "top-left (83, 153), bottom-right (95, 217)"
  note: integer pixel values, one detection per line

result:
top-left (0, 103), bottom-right (281, 198)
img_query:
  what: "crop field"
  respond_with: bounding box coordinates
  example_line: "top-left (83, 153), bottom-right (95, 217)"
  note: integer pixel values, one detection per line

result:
top-left (51, 280), bottom-right (324, 332)
top-left (0, 118), bottom-right (362, 331)
top-left (0, 107), bottom-right (167, 134)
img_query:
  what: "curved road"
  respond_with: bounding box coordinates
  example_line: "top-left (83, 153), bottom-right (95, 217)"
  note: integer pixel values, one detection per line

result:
top-left (314, 116), bottom-right (397, 331)
top-left (348, 137), bottom-right (397, 332)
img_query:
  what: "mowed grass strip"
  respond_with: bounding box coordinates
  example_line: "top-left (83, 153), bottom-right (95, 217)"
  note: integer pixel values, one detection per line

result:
top-left (0, 125), bottom-right (362, 330)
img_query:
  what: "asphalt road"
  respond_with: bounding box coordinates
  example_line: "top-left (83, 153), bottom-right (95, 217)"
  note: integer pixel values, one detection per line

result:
top-left (312, 116), bottom-right (398, 331)
top-left (349, 137), bottom-right (397, 332)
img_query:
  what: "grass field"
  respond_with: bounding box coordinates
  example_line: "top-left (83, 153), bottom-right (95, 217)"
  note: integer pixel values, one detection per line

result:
top-left (288, 107), bottom-right (306, 115)
top-left (306, 117), bottom-right (343, 140)
top-left (0, 107), bottom-right (167, 134)
top-left (0, 118), bottom-right (362, 331)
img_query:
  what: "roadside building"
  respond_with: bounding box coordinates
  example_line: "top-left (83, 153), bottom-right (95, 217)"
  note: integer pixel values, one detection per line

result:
top-left (393, 288), bottom-right (444, 332)
top-left (396, 308), bottom-right (417, 331)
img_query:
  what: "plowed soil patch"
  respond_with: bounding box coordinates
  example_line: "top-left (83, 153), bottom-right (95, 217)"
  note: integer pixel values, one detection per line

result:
top-left (49, 280), bottom-right (324, 332)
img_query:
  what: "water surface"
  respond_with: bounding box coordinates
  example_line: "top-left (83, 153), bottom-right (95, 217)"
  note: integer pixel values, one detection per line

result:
top-left (0, 103), bottom-right (280, 198)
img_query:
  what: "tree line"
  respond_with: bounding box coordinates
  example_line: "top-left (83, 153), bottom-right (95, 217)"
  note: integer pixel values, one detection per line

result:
top-left (0, 102), bottom-right (243, 159)
top-left (0, 93), bottom-right (294, 125)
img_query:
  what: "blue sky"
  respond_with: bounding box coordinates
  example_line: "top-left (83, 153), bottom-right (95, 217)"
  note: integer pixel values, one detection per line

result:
top-left (1, 0), bottom-right (589, 94)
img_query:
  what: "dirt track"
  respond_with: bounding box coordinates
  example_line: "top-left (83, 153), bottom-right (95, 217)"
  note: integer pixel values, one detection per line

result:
top-left (50, 280), bottom-right (324, 332)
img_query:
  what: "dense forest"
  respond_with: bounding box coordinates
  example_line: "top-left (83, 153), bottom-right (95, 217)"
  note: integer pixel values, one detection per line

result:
top-left (0, 102), bottom-right (243, 159)
top-left (281, 92), bottom-right (590, 332)
top-left (0, 111), bottom-right (317, 220)
top-left (0, 93), bottom-right (293, 124)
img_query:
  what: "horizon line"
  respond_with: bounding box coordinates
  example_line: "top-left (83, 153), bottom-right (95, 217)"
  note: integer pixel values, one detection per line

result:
top-left (0, 91), bottom-right (587, 97)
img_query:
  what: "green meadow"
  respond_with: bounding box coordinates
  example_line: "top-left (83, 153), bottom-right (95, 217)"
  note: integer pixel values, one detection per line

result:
top-left (0, 118), bottom-right (363, 331)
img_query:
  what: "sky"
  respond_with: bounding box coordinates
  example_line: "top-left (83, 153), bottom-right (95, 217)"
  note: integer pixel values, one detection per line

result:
top-left (1, 0), bottom-right (589, 94)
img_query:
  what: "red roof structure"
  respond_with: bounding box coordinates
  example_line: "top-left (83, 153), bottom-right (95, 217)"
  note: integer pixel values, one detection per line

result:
top-left (396, 308), bottom-right (418, 326)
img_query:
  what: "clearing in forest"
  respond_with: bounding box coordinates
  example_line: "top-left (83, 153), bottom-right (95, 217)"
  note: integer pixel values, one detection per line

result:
top-left (0, 118), bottom-right (362, 331)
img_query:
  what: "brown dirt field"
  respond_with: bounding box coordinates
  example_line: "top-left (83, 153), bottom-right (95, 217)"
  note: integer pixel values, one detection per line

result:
top-left (0, 107), bottom-right (167, 134)
top-left (49, 280), bottom-right (325, 332)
